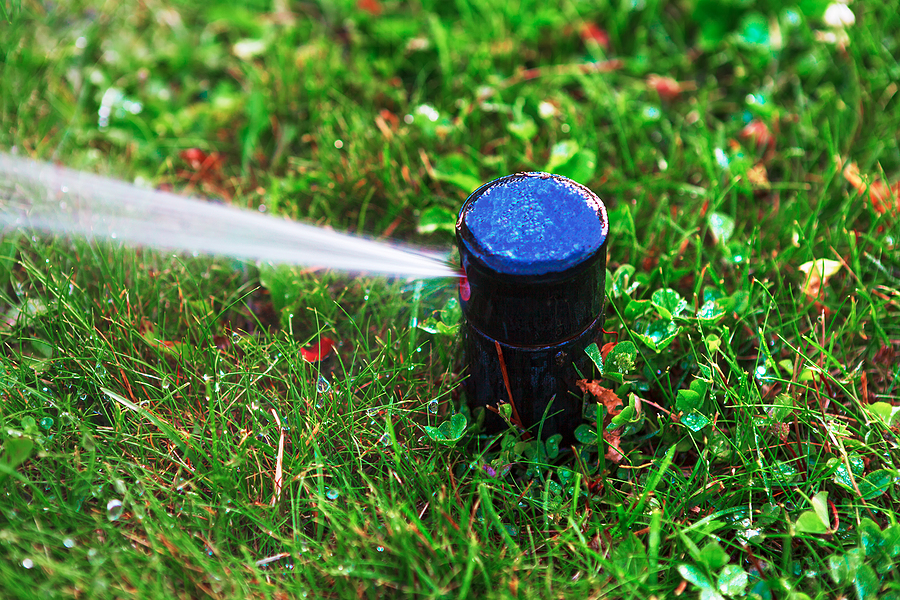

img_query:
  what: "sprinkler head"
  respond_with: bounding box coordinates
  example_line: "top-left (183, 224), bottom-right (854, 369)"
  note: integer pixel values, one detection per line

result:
top-left (456, 172), bottom-right (608, 444)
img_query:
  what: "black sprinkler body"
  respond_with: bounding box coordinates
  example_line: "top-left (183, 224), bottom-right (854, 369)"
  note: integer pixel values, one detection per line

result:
top-left (456, 172), bottom-right (608, 444)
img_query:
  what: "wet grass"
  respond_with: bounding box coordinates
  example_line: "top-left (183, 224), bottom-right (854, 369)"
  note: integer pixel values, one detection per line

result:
top-left (2, 0), bottom-right (900, 598)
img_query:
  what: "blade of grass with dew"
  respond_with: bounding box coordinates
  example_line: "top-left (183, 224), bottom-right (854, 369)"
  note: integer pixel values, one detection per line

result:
top-left (102, 387), bottom-right (190, 455)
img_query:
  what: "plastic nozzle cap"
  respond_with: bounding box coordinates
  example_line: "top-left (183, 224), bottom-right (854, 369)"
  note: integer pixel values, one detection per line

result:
top-left (457, 172), bottom-right (608, 279)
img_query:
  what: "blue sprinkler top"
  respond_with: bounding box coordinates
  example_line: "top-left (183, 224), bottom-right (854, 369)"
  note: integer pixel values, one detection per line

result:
top-left (458, 172), bottom-right (608, 277)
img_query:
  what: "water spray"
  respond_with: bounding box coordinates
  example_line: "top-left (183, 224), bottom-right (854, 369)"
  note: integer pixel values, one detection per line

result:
top-left (1, 155), bottom-right (608, 442)
top-left (0, 153), bottom-right (454, 279)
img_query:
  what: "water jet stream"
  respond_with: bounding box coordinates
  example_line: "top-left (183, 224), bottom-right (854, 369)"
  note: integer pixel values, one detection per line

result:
top-left (0, 153), bottom-right (456, 279)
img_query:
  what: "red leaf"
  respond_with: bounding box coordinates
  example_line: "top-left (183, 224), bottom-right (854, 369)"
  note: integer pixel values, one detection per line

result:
top-left (357, 0), bottom-right (381, 16)
top-left (604, 429), bottom-right (625, 463)
top-left (739, 119), bottom-right (775, 160)
top-left (301, 337), bottom-right (336, 362)
top-left (374, 109), bottom-right (399, 140)
top-left (647, 74), bottom-right (690, 102)
top-left (576, 380), bottom-right (623, 416)
top-left (579, 23), bottom-right (610, 50)
top-left (180, 148), bottom-right (208, 169)
top-left (842, 161), bottom-right (900, 214)
top-left (600, 342), bottom-right (617, 360)
top-left (379, 109), bottom-right (399, 128)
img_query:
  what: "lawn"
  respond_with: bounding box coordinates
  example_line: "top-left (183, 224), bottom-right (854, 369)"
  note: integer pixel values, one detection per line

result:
top-left (2, 0), bottom-right (900, 598)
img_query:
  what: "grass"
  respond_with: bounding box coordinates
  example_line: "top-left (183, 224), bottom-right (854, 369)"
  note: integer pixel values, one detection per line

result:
top-left (2, 0), bottom-right (900, 598)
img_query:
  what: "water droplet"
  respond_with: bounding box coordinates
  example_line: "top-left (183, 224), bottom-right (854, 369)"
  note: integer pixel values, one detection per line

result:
top-left (106, 499), bottom-right (123, 521)
top-left (376, 546), bottom-right (384, 552)
top-left (22, 558), bottom-right (33, 569)
top-left (87, 548), bottom-right (103, 565)
top-left (755, 355), bottom-right (774, 385)
top-left (325, 488), bottom-right (339, 500)
top-left (698, 300), bottom-right (721, 321)
top-left (63, 538), bottom-right (75, 548)
top-left (231, 332), bottom-right (241, 343)
top-left (642, 105), bottom-right (661, 121)
top-left (427, 399), bottom-right (438, 414)
top-left (379, 433), bottom-right (391, 447)
top-left (94, 362), bottom-right (107, 379)
top-left (366, 407), bottom-right (379, 418)
top-left (714, 147), bottom-right (730, 169)
top-left (203, 374), bottom-right (211, 382)
top-left (39, 417), bottom-right (53, 430)
top-left (415, 104), bottom-right (439, 122)
top-left (316, 375), bottom-right (331, 394)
